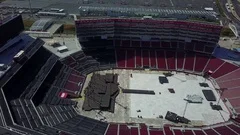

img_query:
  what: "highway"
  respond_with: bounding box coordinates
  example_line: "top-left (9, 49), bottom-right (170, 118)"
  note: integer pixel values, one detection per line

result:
top-left (232, 0), bottom-right (240, 19)
top-left (219, 0), bottom-right (240, 36)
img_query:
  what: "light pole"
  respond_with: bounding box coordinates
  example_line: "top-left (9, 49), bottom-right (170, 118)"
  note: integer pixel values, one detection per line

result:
top-left (28, 0), bottom-right (33, 17)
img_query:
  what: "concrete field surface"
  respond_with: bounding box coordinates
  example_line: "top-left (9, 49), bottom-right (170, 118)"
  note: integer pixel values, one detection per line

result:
top-left (129, 72), bottom-right (230, 125)
top-left (76, 69), bottom-right (230, 127)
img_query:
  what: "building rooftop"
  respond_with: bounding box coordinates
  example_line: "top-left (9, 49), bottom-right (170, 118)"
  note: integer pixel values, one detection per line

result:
top-left (30, 18), bottom-right (53, 31)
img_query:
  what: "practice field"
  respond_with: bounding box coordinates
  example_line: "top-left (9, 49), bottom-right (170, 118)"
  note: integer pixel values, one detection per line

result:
top-left (129, 72), bottom-right (230, 125)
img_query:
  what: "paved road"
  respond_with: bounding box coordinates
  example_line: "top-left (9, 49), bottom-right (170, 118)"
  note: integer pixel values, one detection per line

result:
top-left (220, 0), bottom-right (240, 36)
top-left (1, 0), bottom-right (216, 14)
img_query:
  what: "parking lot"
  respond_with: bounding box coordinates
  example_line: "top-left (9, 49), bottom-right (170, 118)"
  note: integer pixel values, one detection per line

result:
top-left (1, 0), bottom-right (217, 14)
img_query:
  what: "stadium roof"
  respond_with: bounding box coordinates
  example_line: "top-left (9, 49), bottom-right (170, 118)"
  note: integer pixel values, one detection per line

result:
top-left (30, 18), bottom-right (53, 31)
top-left (0, 15), bottom-right (18, 26)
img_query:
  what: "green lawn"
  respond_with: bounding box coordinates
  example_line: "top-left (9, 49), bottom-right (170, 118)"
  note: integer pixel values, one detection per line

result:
top-left (63, 24), bottom-right (76, 34)
top-left (23, 19), bottom-right (35, 30)
top-left (220, 27), bottom-right (235, 37)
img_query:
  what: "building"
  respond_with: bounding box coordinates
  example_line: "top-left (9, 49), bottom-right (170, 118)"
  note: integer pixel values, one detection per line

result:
top-left (76, 18), bottom-right (222, 54)
top-left (30, 18), bottom-right (53, 31)
top-left (0, 15), bottom-right (24, 48)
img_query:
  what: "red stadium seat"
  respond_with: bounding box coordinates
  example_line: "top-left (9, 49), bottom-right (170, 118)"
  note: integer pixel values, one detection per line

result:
top-left (130, 127), bottom-right (139, 135)
top-left (228, 98), bottom-right (240, 108)
top-left (150, 50), bottom-right (157, 68)
top-left (173, 129), bottom-right (183, 135)
top-left (163, 126), bottom-right (173, 135)
top-left (204, 57), bottom-right (224, 73)
top-left (203, 128), bottom-right (219, 135)
top-left (149, 129), bottom-right (164, 135)
top-left (184, 53), bottom-right (195, 71)
top-left (222, 88), bottom-right (240, 99)
top-left (64, 81), bottom-right (80, 92)
top-left (136, 49), bottom-right (142, 68)
top-left (142, 50), bottom-right (150, 67)
top-left (176, 51), bottom-right (185, 70)
top-left (156, 50), bottom-right (167, 70)
top-left (182, 130), bottom-right (194, 135)
top-left (235, 108), bottom-right (240, 113)
top-left (214, 125), bottom-right (238, 135)
top-left (193, 130), bottom-right (206, 135)
top-left (194, 54), bottom-right (210, 72)
top-left (106, 124), bottom-right (118, 135)
top-left (71, 70), bottom-right (81, 76)
top-left (211, 62), bottom-right (238, 78)
top-left (216, 68), bottom-right (240, 82)
top-left (165, 51), bottom-right (176, 70)
top-left (218, 79), bottom-right (240, 89)
top-left (68, 75), bottom-right (84, 83)
top-left (227, 124), bottom-right (240, 133)
top-left (140, 124), bottom-right (148, 135)
top-left (119, 124), bottom-right (130, 135)
top-left (116, 49), bottom-right (126, 68)
top-left (126, 50), bottom-right (135, 68)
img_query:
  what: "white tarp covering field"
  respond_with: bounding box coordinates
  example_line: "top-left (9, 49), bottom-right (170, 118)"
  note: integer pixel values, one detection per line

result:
top-left (129, 72), bottom-right (230, 125)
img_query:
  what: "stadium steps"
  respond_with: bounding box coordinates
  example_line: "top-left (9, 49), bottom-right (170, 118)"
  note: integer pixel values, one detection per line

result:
top-left (9, 99), bottom-right (43, 129)
top-left (203, 57), bottom-right (225, 73)
top-left (193, 130), bottom-right (206, 135)
top-left (150, 50), bottom-right (157, 69)
top-left (36, 105), bottom-right (77, 127)
top-left (213, 125), bottom-right (238, 135)
top-left (211, 62), bottom-right (239, 79)
top-left (176, 51), bottom-right (185, 70)
top-left (216, 68), bottom-right (240, 82)
top-left (53, 115), bottom-right (108, 135)
top-left (203, 128), bottom-right (221, 135)
top-left (194, 54), bottom-right (210, 73)
top-left (149, 128), bottom-right (164, 135)
top-left (165, 51), bottom-right (176, 70)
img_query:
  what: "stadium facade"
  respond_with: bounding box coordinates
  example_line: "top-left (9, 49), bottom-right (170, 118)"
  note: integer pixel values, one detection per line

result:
top-left (0, 15), bottom-right (24, 48)
top-left (76, 18), bottom-right (221, 52)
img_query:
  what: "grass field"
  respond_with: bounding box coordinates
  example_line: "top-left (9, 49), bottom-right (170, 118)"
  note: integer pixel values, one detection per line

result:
top-left (23, 19), bottom-right (35, 30)
top-left (221, 27), bottom-right (235, 37)
top-left (63, 24), bottom-right (76, 34)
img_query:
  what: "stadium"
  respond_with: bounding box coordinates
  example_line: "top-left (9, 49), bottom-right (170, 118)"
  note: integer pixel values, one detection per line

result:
top-left (0, 14), bottom-right (240, 135)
